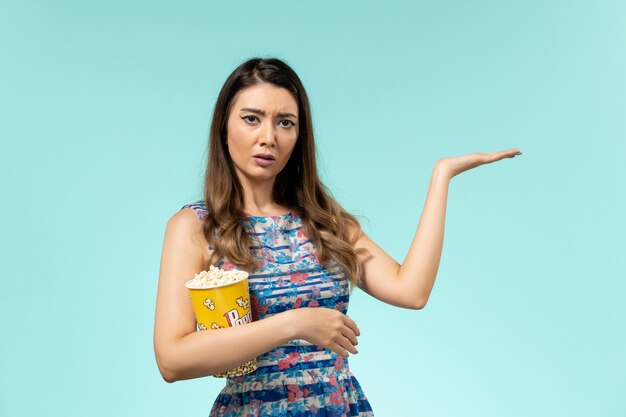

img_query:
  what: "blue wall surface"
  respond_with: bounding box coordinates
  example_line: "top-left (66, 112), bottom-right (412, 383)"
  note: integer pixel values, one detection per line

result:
top-left (1, 1), bottom-right (625, 416)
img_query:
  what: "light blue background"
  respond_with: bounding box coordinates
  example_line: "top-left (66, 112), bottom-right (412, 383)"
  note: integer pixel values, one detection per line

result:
top-left (1, 1), bottom-right (625, 416)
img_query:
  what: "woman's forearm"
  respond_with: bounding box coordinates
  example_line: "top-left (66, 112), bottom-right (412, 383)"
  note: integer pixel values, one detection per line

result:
top-left (399, 163), bottom-right (452, 307)
top-left (157, 310), bottom-right (296, 383)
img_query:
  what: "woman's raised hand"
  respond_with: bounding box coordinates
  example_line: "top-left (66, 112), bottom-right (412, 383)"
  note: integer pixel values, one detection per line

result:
top-left (291, 307), bottom-right (361, 358)
top-left (436, 148), bottom-right (522, 179)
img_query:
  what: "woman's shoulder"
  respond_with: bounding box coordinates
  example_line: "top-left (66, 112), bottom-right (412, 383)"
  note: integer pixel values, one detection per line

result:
top-left (167, 200), bottom-right (211, 258)
top-left (179, 200), bottom-right (208, 220)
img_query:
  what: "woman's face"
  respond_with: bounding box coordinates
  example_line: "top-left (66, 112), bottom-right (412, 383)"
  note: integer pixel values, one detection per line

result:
top-left (226, 82), bottom-right (299, 187)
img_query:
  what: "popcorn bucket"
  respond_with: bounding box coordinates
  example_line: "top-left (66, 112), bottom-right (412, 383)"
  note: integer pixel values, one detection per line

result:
top-left (185, 268), bottom-right (257, 378)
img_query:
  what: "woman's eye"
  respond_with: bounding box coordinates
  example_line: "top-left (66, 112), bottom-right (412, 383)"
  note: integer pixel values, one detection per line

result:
top-left (242, 115), bottom-right (294, 128)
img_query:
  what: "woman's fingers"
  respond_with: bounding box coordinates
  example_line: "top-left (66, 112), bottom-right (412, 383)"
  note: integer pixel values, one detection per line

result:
top-left (345, 316), bottom-right (361, 336)
top-left (333, 337), bottom-right (358, 357)
top-left (331, 341), bottom-right (348, 357)
top-left (488, 148), bottom-right (522, 162)
top-left (341, 327), bottom-right (359, 347)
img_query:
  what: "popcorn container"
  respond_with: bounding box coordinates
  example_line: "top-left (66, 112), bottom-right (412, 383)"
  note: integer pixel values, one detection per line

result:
top-left (185, 268), bottom-right (257, 378)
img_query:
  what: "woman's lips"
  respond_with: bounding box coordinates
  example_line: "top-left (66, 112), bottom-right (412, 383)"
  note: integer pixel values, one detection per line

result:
top-left (253, 156), bottom-right (275, 167)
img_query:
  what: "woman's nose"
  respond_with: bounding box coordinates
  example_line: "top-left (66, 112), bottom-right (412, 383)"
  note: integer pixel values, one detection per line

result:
top-left (259, 122), bottom-right (277, 147)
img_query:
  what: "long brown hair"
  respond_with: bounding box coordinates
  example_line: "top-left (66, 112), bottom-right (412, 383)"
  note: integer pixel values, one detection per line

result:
top-left (201, 57), bottom-right (368, 293)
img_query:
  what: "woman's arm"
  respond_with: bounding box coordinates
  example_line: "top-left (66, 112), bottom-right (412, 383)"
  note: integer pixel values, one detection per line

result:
top-left (395, 163), bottom-right (450, 308)
top-left (351, 149), bottom-right (521, 309)
top-left (153, 209), bottom-right (297, 383)
top-left (399, 149), bottom-right (522, 305)
top-left (348, 164), bottom-right (450, 309)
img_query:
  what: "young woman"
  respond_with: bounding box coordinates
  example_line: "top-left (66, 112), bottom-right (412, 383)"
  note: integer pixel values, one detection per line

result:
top-left (153, 57), bottom-right (522, 416)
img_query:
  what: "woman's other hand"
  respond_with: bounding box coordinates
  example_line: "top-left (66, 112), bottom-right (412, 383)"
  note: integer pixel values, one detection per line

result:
top-left (289, 307), bottom-right (361, 358)
top-left (436, 148), bottom-right (522, 179)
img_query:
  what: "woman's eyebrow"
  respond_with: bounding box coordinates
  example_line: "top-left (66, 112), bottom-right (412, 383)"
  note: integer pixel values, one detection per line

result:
top-left (240, 107), bottom-right (298, 118)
